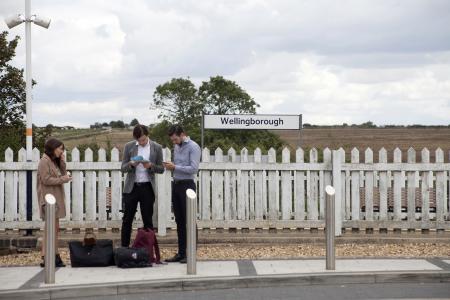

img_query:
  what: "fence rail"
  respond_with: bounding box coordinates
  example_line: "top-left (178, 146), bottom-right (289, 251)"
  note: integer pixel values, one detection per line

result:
top-left (0, 146), bottom-right (449, 236)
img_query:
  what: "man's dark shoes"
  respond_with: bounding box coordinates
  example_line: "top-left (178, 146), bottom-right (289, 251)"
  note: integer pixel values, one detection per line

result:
top-left (40, 254), bottom-right (66, 268)
top-left (165, 254), bottom-right (185, 263)
top-left (179, 257), bottom-right (187, 264)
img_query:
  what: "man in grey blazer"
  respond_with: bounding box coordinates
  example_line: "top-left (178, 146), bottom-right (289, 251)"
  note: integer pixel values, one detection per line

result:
top-left (120, 124), bottom-right (164, 247)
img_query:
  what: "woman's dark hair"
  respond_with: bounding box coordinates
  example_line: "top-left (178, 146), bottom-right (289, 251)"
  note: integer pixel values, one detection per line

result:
top-left (133, 124), bottom-right (149, 139)
top-left (44, 138), bottom-right (64, 167)
top-left (167, 124), bottom-right (185, 136)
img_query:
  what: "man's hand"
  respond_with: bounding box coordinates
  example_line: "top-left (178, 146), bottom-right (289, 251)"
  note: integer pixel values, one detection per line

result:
top-left (163, 161), bottom-right (175, 171)
top-left (142, 162), bottom-right (153, 169)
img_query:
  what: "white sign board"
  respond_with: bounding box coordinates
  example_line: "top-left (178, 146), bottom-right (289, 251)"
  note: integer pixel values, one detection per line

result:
top-left (204, 114), bottom-right (301, 130)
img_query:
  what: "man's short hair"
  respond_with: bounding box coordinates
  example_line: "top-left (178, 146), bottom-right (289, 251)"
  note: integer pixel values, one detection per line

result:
top-left (133, 124), bottom-right (149, 139)
top-left (168, 124), bottom-right (185, 136)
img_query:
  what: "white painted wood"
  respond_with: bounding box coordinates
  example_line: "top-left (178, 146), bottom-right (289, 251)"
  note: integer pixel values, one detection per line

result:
top-left (228, 148), bottom-right (237, 220)
top-left (71, 148), bottom-right (83, 221)
top-left (32, 148), bottom-right (40, 220)
top-left (435, 148), bottom-right (445, 223)
top-left (110, 148), bottom-right (122, 221)
top-left (295, 148), bottom-right (305, 220)
top-left (97, 148), bottom-right (108, 222)
top-left (407, 148), bottom-right (416, 222)
top-left (321, 148), bottom-right (332, 220)
top-left (267, 148), bottom-right (278, 220)
top-left (309, 148), bottom-right (319, 220)
top-left (364, 148), bottom-right (374, 221)
top-left (339, 148), bottom-right (346, 221)
top-left (157, 147), bottom-right (171, 235)
top-left (254, 148), bottom-right (263, 220)
top-left (249, 170), bottom-right (255, 219)
top-left (421, 148), bottom-right (431, 223)
top-left (201, 148), bottom-right (211, 220)
top-left (84, 148), bottom-right (96, 221)
top-left (378, 148), bottom-right (388, 221)
top-left (393, 148), bottom-right (402, 221)
top-left (241, 148), bottom-right (249, 220)
top-left (350, 148), bottom-right (360, 221)
top-left (212, 148), bottom-right (224, 220)
top-left (4, 148), bottom-right (16, 222)
top-left (332, 150), bottom-right (342, 236)
top-left (281, 148), bottom-right (292, 220)
top-left (18, 148), bottom-right (27, 221)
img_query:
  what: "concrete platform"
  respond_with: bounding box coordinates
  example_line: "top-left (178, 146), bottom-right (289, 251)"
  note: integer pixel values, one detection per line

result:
top-left (0, 258), bottom-right (449, 299)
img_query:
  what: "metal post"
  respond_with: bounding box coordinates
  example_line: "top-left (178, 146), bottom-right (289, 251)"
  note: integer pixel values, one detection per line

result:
top-left (25, 0), bottom-right (34, 236)
top-left (44, 194), bottom-right (56, 284)
top-left (325, 185), bottom-right (335, 270)
top-left (186, 189), bottom-right (197, 275)
top-left (201, 112), bottom-right (205, 151)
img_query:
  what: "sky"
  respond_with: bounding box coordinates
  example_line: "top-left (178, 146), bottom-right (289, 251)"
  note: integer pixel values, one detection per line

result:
top-left (1, 0), bottom-right (450, 127)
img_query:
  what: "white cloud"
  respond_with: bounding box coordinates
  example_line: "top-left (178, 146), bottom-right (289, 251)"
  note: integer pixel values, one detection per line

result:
top-left (0, 0), bottom-right (449, 127)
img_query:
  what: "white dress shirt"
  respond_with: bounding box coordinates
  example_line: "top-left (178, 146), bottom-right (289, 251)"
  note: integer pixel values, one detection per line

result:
top-left (135, 139), bottom-right (151, 183)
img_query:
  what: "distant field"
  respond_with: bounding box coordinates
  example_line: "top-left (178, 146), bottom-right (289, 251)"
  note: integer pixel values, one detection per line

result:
top-left (277, 128), bottom-right (450, 162)
top-left (51, 127), bottom-right (450, 162)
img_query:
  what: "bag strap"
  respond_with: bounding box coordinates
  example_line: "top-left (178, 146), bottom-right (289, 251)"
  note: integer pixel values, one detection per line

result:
top-left (153, 233), bottom-right (161, 264)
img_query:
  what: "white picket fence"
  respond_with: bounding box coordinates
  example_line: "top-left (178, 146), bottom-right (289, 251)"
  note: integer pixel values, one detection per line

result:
top-left (0, 146), bottom-right (449, 236)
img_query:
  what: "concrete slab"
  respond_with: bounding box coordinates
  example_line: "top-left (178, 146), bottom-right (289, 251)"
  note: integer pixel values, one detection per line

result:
top-left (0, 267), bottom-right (42, 290)
top-left (443, 260), bottom-right (450, 265)
top-left (41, 261), bottom-right (239, 287)
top-left (253, 259), bottom-right (442, 275)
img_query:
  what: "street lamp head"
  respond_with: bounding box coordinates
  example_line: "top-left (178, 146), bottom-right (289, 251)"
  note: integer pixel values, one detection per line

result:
top-left (5, 14), bottom-right (25, 29)
top-left (32, 15), bottom-right (51, 29)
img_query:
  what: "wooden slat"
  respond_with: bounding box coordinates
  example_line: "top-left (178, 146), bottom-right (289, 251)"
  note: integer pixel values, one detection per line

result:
top-left (267, 148), bottom-right (278, 220)
top-left (0, 171), bottom-right (4, 221)
top-left (378, 148), bottom-right (388, 221)
top-left (84, 148), bottom-right (96, 221)
top-left (241, 148), bottom-right (249, 220)
top-left (421, 148), bottom-right (431, 225)
top-left (308, 148), bottom-right (319, 221)
top-left (254, 148), bottom-right (263, 220)
top-left (281, 148), bottom-right (292, 220)
top-left (295, 148), bottom-right (305, 221)
top-left (212, 148), bottom-right (224, 220)
top-left (351, 148), bottom-right (360, 221)
top-left (435, 148), bottom-right (445, 224)
top-left (364, 148), bottom-right (374, 221)
top-left (332, 150), bottom-right (342, 236)
top-left (71, 148), bottom-right (83, 221)
top-left (110, 148), bottom-right (122, 221)
top-left (97, 148), bottom-right (108, 222)
top-left (17, 148), bottom-right (27, 221)
top-left (201, 148), bottom-right (211, 220)
top-left (407, 148), bottom-right (416, 223)
top-left (4, 148), bottom-right (16, 222)
top-left (393, 148), bottom-right (402, 221)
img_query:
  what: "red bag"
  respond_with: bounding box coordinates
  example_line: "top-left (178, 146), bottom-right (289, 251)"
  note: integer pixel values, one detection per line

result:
top-left (132, 228), bottom-right (161, 264)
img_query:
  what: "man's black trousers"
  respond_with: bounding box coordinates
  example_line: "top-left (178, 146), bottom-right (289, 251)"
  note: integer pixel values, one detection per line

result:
top-left (121, 182), bottom-right (155, 247)
top-left (172, 179), bottom-right (196, 257)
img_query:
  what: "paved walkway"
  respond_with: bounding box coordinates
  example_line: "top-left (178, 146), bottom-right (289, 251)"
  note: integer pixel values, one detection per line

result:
top-left (0, 258), bottom-right (449, 299)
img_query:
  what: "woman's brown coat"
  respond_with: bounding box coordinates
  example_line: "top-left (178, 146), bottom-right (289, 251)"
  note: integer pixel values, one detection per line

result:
top-left (37, 154), bottom-right (67, 219)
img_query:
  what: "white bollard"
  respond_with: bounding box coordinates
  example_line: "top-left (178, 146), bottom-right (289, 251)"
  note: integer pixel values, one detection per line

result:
top-left (44, 194), bottom-right (56, 284)
top-left (186, 189), bottom-right (197, 275)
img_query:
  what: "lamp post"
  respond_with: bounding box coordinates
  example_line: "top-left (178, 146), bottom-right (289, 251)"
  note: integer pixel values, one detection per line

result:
top-left (5, 0), bottom-right (50, 234)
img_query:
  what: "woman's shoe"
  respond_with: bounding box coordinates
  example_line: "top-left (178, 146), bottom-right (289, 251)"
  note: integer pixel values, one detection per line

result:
top-left (40, 256), bottom-right (45, 268)
top-left (56, 254), bottom-right (66, 267)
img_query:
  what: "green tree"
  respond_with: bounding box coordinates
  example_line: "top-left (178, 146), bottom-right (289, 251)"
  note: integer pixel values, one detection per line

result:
top-left (198, 76), bottom-right (259, 115)
top-left (150, 76), bottom-right (284, 153)
top-left (130, 118), bottom-right (139, 126)
top-left (152, 78), bottom-right (201, 131)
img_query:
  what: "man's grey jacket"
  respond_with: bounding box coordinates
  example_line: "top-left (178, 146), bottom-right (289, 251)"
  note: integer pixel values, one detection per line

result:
top-left (121, 140), bottom-right (165, 194)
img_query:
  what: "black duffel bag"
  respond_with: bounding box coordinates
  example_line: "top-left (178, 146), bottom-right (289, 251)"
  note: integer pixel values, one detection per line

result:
top-left (68, 239), bottom-right (115, 267)
top-left (114, 247), bottom-right (151, 268)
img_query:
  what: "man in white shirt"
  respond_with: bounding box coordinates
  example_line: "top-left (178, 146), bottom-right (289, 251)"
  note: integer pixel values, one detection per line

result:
top-left (120, 124), bottom-right (164, 247)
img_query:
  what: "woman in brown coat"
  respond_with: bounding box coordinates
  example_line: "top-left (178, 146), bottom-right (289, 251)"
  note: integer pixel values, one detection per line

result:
top-left (37, 138), bottom-right (71, 267)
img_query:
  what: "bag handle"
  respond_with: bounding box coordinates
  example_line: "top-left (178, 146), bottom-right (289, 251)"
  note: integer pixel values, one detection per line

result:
top-left (83, 232), bottom-right (97, 246)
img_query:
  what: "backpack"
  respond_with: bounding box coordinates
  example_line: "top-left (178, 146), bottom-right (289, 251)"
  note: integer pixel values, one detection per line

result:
top-left (132, 227), bottom-right (162, 264)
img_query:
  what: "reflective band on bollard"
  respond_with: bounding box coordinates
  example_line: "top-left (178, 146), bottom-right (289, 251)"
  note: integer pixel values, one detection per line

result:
top-left (186, 189), bottom-right (197, 275)
top-left (325, 185), bottom-right (335, 270)
top-left (44, 194), bottom-right (56, 284)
